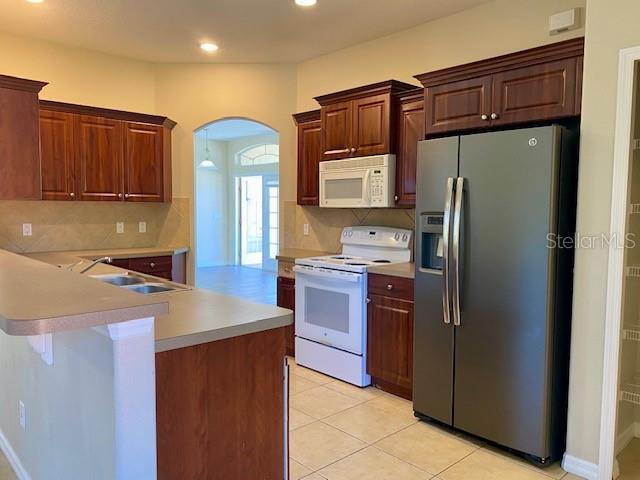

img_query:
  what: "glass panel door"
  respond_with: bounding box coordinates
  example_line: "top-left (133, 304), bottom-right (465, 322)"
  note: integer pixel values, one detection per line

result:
top-left (262, 175), bottom-right (279, 272)
top-left (239, 176), bottom-right (263, 267)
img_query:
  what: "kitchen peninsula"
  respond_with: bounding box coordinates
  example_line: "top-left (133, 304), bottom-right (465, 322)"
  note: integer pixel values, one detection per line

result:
top-left (0, 249), bottom-right (292, 480)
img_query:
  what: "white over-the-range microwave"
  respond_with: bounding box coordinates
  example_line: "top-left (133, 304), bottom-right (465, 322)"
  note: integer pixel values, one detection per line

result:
top-left (319, 154), bottom-right (396, 208)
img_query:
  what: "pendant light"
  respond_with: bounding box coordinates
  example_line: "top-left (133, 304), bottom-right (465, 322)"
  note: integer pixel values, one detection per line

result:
top-left (199, 128), bottom-right (217, 169)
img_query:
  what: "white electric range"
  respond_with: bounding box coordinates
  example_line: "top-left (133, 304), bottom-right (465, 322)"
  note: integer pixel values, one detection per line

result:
top-left (293, 226), bottom-right (412, 386)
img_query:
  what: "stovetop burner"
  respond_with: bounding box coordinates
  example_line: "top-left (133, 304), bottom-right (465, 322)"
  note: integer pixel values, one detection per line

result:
top-left (331, 256), bottom-right (353, 260)
top-left (372, 259), bottom-right (391, 263)
top-left (345, 262), bottom-right (370, 266)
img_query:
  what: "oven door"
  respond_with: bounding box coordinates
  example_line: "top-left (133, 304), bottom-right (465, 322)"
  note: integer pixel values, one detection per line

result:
top-left (320, 168), bottom-right (371, 208)
top-left (293, 265), bottom-right (365, 355)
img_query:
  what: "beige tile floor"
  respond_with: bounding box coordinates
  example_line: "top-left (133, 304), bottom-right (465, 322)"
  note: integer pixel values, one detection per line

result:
top-left (617, 438), bottom-right (640, 480)
top-left (0, 451), bottom-right (16, 480)
top-left (288, 358), bottom-right (585, 480)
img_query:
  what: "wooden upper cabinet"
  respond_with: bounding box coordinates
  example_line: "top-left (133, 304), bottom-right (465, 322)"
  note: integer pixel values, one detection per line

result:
top-left (39, 101), bottom-right (175, 202)
top-left (293, 110), bottom-right (322, 206)
top-left (352, 93), bottom-right (391, 157)
top-left (124, 122), bottom-right (168, 202)
top-left (75, 115), bottom-right (123, 201)
top-left (395, 89), bottom-right (424, 207)
top-left (40, 110), bottom-right (76, 200)
top-left (0, 75), bottom-right (47, 200)
top-left (416, 37), bottom-right (585, 136)
top-left (320, 101), bottom-right (352, 160)
top-left (491, 57), bottom-right (577, 125)
top-left (424, 76), bottom-right (492, 134)
top-left (315, 80), bottom-right (416, 161)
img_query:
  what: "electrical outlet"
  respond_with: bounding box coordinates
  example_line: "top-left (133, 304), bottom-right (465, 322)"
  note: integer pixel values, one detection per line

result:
top-left (303, 223), bottom-right (310, 236)
top-left (19, 401), bottom-right (25, 430)
top-left (22, 223), bottom-right (32, 237)
top-left (138, 221), bottom-right (146, 233)
top-left (116, 222), bottom-right (124, 234)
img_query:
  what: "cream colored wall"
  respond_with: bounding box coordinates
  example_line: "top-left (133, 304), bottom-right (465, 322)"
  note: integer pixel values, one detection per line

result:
top-left (0, 31), bottom-right (155, 112)
top-left (565, 0), bottom-right (640, 465)
top-left (296, 0), bottom-right (585, 111)
top-left (153, 63), bottom-right (296, 280)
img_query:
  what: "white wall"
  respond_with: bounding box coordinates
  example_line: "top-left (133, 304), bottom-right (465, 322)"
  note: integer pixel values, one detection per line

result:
top-left (0, 329), bottom-right (116, 479)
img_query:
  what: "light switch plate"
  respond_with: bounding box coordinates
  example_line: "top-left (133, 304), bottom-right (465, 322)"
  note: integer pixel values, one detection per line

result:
top-left (22, 223), bottom-right (32, 237)
top-left (138, 221), bottom-right (147, 233)
top-left (116, 222), bottom-right (124, 234)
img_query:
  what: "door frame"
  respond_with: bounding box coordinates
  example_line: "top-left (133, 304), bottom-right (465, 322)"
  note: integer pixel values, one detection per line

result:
top-left (599, 45), bottom-right (640, 480)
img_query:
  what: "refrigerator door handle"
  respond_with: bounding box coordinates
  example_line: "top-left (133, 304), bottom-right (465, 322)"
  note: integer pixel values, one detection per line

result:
top-left (442, 177), bottom-right (455, 325)
top-left (452, 177), bottom-right (464, 326)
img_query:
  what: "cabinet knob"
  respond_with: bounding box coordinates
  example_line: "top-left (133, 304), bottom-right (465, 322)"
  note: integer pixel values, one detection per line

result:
top-left (481, 114), bottom-right (488, 120)
top-left (118, 193), bottom-right (123, 198)
top-left (366, 298), bottom-right (371, 304)
top-left (350, 147), bottom-right (356, 153)
top-left (69, 192), bottom-right (75, 198)
top-left (124, 193), bottom-right (130, 199)
top-left (386, 284), bottom-right (394, 291)
top-left (394, 195), bottom-right (399, 202)
top-left (150, 262), bottom-right (156, 268)
top-left (491, 113), bottom-right (499, 120)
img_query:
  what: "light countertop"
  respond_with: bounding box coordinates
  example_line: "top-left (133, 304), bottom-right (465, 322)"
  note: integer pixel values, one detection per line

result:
top-left (47, 246), bottom-right (189, 260)
top-left (367, 262), bottom-right (415, 279)
top-left (26, 252), bottom-right (293, 352)
top-left (0, 250), bottom-right (168, 336)
top-left (276, 248), bottom-right (333, 262)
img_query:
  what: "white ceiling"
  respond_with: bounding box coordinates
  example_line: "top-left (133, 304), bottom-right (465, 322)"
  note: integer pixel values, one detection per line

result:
top-left (196, 119), bottom-right (276, 141)
top-left (0, 0), bottom-right (489, 63)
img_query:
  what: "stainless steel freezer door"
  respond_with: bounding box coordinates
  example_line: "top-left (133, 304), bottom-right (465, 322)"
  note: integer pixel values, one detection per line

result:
top-left (452, 126), bottom-right (560, 459)
top-left (413, 136), bottom-right (459, 425)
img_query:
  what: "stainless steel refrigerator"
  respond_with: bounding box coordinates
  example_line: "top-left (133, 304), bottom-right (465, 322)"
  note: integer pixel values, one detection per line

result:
top-left (413, 125), bottom-right (578, 465)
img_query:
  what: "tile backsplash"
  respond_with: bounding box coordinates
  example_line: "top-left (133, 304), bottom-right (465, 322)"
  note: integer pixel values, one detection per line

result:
top-left (0, 197), bottom-right (190, 253)
top-left (283, 201), bottom-right (415, 253)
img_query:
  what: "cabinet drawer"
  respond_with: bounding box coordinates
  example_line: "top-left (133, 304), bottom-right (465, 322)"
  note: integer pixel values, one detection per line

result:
top-left (129, 255), bottom-right (173, 275)
top-left (368, 274), bottom-right (414, 300)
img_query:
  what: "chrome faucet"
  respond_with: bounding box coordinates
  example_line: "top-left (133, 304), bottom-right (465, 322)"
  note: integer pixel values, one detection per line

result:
top-left (78, 256), bottom-right (113, 274)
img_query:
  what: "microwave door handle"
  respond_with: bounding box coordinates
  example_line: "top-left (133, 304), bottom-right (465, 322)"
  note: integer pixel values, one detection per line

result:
top-left (363, 169), bottom-right (372, 204)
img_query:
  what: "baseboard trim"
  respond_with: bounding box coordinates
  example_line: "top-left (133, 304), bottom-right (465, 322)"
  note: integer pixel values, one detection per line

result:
top-left (562, 453), bottom-right (599, 480)
top-left (0, 429), bottom-right (30, 480)
top-left (615, 421), bottom-right (640, 455)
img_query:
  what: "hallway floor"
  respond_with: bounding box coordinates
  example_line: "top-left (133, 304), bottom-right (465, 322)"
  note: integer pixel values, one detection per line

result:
top-left (618, 438), bottom-right (640, 480)
top-left (196, 265), bottom-right (276, 304)
top-left (288, 357), bottom-right (584, 480)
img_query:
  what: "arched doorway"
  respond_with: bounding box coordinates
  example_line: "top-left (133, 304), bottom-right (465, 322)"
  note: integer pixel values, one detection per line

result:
top-left (194, 118), bottom-right (279, 304)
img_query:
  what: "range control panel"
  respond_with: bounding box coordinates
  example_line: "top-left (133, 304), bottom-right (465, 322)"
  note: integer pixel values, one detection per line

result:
top-left (341, 226), bottom-right (412, 249)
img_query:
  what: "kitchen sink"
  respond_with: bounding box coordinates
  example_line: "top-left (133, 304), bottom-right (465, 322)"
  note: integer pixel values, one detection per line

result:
top-left (90, 273), bottom-right (147, 286)
top-left (124, 283), bottom-right (176, 294)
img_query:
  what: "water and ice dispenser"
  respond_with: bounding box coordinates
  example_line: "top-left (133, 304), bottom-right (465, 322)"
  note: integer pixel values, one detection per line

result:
top-left (420, 212), bottom-right (444, 272)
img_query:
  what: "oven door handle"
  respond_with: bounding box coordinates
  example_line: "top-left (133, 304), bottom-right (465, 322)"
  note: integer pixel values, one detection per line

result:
top-left (292, 265), bottom-right (362, 283)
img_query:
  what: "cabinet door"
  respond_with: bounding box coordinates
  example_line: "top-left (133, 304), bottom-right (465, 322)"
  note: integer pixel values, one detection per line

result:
top-left (0, 86), bottom-right (42, 199)
top-left (75, 115), bottom-right (123, 201)
top-left (297, 119), bottom-right (322, 205)
top-left (40, 110), bottom-right (76, 201)
top-left (277, 276), bottom-right (296, 356)
top-left (352, 93), bottom-right (390, 157)
top-left (367, 293), bottom-right (414, 397)
top-left (491, 58), bottom-right (578, 125)
top-left (424, 76), bottom-right (492, 135)
top-left (321, 101), bottom-right (353, 160)
top-left (395, 98), bottom-right (424, 206)
top-left (124, 122), bottom-right (164, 202)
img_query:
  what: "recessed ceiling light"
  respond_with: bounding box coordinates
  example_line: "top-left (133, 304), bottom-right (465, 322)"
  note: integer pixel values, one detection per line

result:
top-left (295, 0), bottom-right (317, 6)
top-left (27, 0), bottom-right (45, 3)
top-left (200, 42), bottom-right (219, 53)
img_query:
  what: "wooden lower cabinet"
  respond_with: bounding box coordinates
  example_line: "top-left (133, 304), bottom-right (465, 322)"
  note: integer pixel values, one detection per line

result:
top-left (367, 274), bottom-right (414, 400)
top-left (277, 276), bottom-right (296, 356)
top-left (156, 327), bottom-right (287, 480)
top-left (106, 253), bottom-right (186, 283)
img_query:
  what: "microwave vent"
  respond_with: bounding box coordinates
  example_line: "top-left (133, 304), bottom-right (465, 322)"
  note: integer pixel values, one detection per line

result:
top-left (320, 155), bottom-right (394, 171)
